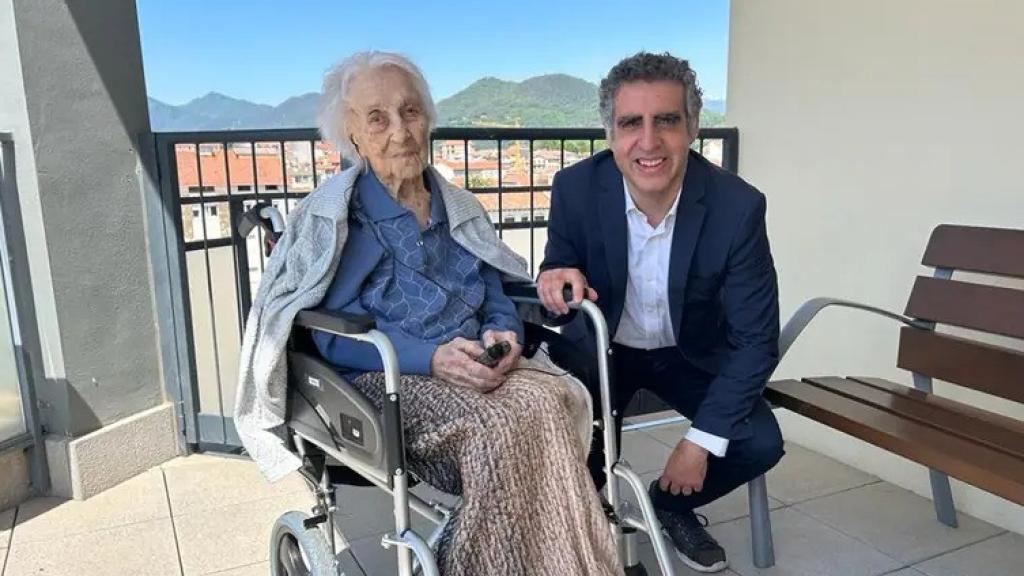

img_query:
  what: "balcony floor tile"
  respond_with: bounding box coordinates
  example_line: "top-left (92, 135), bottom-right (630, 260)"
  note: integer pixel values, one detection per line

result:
top-left (10, 468), bottom-right (169, 544)
top-left (766, 443), bottom-right (879, 505)
top-left (0, 507), bottom-right (13, 550)
top-left (3, 517), bottom-right (180, 576)
top-left (710, 507), bottom-right (902, 576)
top-left (914, 531), bottom-right (1023, 576)
top-left (162, 453), bottom-right (307, 517)
top-left (795, 482), bottom-right (1003, 564)
top-left (620, 430), bottom-right (675, 476)
top-left (174, 491), bottom-right (315, 576)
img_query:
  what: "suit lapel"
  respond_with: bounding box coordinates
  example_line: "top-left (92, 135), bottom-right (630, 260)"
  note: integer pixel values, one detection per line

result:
top-left (596, 161), bottom-right (629, 334)
top-left (668, 152), bottom-right (708, 338)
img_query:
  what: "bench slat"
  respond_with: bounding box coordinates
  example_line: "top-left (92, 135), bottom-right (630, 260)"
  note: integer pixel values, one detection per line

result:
top-left (765, 379), bottom-right (1024, 505)
top-left (923, 225), bottom-right (1024, 278)
top-left (897, 327), bottom-right (1024, 404)
top-left (905, 276), bottom-right (1024, 339)
top-left (851, 377), bottom-right (1024, 437)
top-left (803, 376), bottom-right (1024, 460)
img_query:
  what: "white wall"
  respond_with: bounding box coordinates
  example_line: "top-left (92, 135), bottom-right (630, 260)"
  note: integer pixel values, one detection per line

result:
top-left (728, 0), bottom-right (1024, 532)
top-left (0, 0), bottom-right (65, 378)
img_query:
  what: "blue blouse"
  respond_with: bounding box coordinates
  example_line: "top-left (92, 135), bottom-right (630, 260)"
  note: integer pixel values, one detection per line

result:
top-left (312, 169), bottom-right (524, 374)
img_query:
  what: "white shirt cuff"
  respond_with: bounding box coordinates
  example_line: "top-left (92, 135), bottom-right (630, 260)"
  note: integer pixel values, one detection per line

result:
top-left (685, 427), bottom-right (729, 457)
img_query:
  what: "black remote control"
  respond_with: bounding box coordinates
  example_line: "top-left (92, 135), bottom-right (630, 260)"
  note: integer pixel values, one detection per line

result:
top-left (475, 341), bottom-right (511, 368)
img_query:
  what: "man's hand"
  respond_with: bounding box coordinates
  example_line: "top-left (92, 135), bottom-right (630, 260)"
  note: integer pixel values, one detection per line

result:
top-left (430, 337), bottom-right (505, 393)
top-left (659, 439), bottom-right (710, 496)
top-left (481, 329), bottom-right (522, 375)
top-left (537, 267), bottom-right (598, 315)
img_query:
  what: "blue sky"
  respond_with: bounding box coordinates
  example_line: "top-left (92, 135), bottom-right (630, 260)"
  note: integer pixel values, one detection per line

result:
top-left (136, 0), bottom-right (730, 106)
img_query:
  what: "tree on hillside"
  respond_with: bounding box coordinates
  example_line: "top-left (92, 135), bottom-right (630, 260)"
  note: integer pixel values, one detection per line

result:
top-left (700, 109), bottom-right (725, 128)
top-left (468, 174), bottom-right (491, 189)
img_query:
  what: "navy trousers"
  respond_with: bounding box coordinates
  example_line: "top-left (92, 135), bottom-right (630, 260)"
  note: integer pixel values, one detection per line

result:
top-left (546, 335), bottom-right (785, 513)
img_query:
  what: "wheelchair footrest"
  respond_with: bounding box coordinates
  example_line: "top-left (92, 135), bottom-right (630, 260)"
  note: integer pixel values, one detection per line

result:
top-left (302, 513), bottom-right (328, 529)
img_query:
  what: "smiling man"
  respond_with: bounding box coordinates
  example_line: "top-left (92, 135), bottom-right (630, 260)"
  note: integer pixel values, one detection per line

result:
top-left (538, 52), bottom-right (784, 573)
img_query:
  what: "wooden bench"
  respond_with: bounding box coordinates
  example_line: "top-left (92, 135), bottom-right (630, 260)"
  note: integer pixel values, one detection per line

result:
top-left (765, 224), bottom-right (1024, 527)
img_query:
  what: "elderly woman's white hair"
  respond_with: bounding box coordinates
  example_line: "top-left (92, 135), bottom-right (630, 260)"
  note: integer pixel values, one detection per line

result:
top-left (317, 51), bottom-right (437, 160)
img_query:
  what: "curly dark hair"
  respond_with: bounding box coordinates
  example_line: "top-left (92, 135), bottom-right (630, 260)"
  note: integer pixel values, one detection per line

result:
top-left (598, 51), bottom-right (703, 135)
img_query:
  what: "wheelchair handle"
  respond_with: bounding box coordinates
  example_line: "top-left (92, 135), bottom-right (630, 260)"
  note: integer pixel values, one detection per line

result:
top-left (502, 282), bottom-right (584, 305)
top-left (562, 284), bottom-right (575, 303)
top-left (237, 202), bottom-right (284, 242)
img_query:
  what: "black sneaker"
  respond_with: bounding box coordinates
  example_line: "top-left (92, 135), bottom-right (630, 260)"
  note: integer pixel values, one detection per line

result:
top-left (649, 487), bottom-right (728, 572)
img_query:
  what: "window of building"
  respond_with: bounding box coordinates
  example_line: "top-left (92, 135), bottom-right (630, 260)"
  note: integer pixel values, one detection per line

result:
top-left (236, 184), bottom-right (252, 192)
top-left (208, 205), bottom-right (218, 216)
top-left (265, 184), bottom-right (280, 191)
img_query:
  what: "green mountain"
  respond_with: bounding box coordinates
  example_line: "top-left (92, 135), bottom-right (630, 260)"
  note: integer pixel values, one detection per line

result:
top-left (436, 73), bottom-right (724, 128)
top-left (436, 74), bottom-right (602, 127)
top-left (148, 74), bottom-right (725, 131)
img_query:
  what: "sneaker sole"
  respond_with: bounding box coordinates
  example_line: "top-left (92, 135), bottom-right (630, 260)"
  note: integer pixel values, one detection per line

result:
top-left (674, 550), bottom-right (729, 574)
top-left (658, 528), bottom-right (729, 573)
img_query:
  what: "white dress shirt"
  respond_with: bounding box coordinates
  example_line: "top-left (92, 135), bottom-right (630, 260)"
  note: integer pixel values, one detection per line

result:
top-left (613, 179), bottom-right (729, 457)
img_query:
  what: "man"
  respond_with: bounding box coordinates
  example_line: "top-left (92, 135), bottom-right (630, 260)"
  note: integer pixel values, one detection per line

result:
top-left (537, 52), bottom-right (784, 573)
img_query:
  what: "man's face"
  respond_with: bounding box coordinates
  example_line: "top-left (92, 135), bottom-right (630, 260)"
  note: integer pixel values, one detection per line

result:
top-left (609, 80), bottom-right (697, 199)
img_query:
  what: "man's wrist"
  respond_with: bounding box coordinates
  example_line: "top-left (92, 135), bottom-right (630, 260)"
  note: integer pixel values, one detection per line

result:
top-left (678, 438), bottom-right (709, 457)
top-left (685, 427), bottom-right (729, 457)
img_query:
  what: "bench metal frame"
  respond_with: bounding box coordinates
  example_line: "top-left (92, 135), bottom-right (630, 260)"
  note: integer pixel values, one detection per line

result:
top-left (771, 266), bottom-right (960, 528)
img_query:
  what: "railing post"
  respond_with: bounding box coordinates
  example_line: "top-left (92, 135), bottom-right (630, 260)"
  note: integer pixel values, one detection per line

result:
top-left (721, 127), bottom-right (740, 174)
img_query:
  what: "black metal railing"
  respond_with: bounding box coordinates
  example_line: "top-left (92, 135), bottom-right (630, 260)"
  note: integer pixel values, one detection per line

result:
top-left (152, 126), bottom-right (738, 448)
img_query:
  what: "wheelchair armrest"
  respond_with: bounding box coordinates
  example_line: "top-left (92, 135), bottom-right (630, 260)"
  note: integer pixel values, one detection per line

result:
top-left (295, 308), bottom-right (376, 336)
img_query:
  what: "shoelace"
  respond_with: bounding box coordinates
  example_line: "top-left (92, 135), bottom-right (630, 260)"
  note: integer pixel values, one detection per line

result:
top-left (674, 512), bottom-right (720, 551)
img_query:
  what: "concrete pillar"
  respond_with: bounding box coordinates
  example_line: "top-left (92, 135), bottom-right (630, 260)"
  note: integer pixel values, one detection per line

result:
top-left (1, 0), bottom-right (180, 500)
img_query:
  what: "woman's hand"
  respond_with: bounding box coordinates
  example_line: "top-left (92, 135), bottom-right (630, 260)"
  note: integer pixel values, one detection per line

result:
top-left (482, 329), bottom-right (522, 375)
top-left (430, 337), bottom-right (505, 393)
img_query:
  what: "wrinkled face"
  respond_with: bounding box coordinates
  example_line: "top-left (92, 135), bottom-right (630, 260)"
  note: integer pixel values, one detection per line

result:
top-left (346, 65), bottom-right (429, 182)
top-left (609, 80), bottom-right (697, 199)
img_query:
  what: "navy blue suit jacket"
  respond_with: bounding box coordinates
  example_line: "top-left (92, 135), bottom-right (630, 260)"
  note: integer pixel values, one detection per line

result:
top-left (540, 149), bottom-right (780, 441)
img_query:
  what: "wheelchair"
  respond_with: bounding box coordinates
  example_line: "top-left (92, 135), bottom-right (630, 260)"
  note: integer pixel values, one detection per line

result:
top-left (239, 203), bottom-right (680, 576)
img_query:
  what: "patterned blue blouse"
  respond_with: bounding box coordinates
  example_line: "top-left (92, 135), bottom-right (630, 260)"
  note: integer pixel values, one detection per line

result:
top-left (312, 169), bottom-right (524, 375)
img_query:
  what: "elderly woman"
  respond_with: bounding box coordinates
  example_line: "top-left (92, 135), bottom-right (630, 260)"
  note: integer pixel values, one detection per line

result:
top-left (300, 52), bottom-right (621, 576)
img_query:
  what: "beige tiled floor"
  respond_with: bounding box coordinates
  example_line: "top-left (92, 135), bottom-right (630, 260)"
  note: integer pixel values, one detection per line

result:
top-left (11, 468), bottom-right (170, 544)
top-left (0, 417), bottom-right (1019, 576)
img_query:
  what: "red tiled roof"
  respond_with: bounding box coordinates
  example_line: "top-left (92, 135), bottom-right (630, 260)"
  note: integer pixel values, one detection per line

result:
top-left (176, 146), bottom-right (286, 188)
top-left (476, 191), bottom-right (551, 212)
top-left (432, 158), bottom-right (499, 171)
top-left (533, 149), bottom-right (565, 159)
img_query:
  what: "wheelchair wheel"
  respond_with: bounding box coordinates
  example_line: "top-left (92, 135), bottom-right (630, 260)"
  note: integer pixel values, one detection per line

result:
top-left (270, 511), bottom-right (336, 576)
